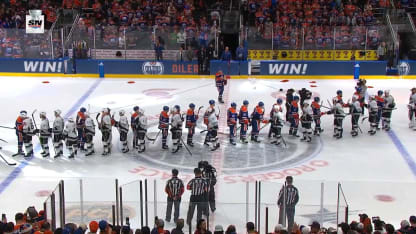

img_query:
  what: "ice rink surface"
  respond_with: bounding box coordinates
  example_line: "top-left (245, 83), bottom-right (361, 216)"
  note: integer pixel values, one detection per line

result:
top-left (0, 76), bottom-right (415, 231)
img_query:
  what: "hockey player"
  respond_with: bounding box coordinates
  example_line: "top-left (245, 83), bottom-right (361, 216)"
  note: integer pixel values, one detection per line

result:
top-left (333, 99), bottom-right (346, 139)
top-left (204, 100), bottom-right (216, 145)
top-left (52, 110), bottom-right (64, 158)
top-left (239, 100), bottom-right (250, 144)
top-left (39, 112), bottom-right (51, 157)
top-left (408, 88), bottom-right (416, 129)
top-left (63, 117), bottom-right (78, 159)
top-left (137, 108), bottom-right (147, 153)
top-left (311, 97), bottom-right (324, 136)
top-left (100, 108), bottom-right (113, 155)
top-left (171, 105), bottom-right (184, 153)
top-left (350, 96), bottom-right (362, 137)
top-left (375, 90), bottom-right (384, 130)
top-left (368, 95), bottom-right (378, 135)
top-left (333, 90), bottom-right (345, 105)
top-left (186, 103), bottom-right (198, 147)
top-left (289, 96), bottom-right (300, 137)
top-left (270, 106), bottom-right (285, 145)
top-left (285, 89), bottom-right (295, 121)
top-left (21, 111), bottom-right (35, 158)
top-left (159, 106), bottom-right (170, 150)
top-left (117, 110), bottom-right (130, 153)
top-left (131, 106), bottom-right (140, 149)
top-left (250, 101), bottom-right (266, 143)
top-left (300, 101), bottom-right (313, 142)
top-left (268, 98), bottom-right (284, 138)
top-left (12, 111), bottom-right (26, 157)
top-left (76, 107), bottom-right (87, 150)
top-left (84, 112), bottom-right (95, 156)
top-left (227, 102), bottom-right (238, 145)
top-left (207, 107), bottom-right (220, 151)
top-left (382, 90), bottom-right (395, 131)
top-left (215, 70), bottom-right (227, 103)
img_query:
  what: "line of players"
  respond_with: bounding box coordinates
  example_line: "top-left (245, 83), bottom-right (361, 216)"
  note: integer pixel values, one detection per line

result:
top-left (10, 84), bottom-right (410, 159)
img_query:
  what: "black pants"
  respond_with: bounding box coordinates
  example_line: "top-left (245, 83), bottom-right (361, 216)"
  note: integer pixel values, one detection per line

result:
top-left (166, 197), bottom-right (181, 222)
top-left (186, 195), bottom-right (207, 225)
top-left (208, 189), bottom-right (215, 211)
top-left (279, 205), bottom-right (296, 232)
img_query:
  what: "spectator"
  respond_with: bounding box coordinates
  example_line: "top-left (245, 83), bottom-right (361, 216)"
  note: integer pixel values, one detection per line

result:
top-left (165, 168), bottom-right (185, 223)
top-left (246, 222), bottom-right (257, 234)
top-left (4, 222), bottom-right (14, 234)
top-left (176, 46), bottom-right (185, 62)
top-left (34, 222), bottom-right (53, 234)
top-left (194, 219), bottom-right (211, 234)
top-left (151, 219), bottom-right (168, 234)
top-left (274, 224), bottom-right (286, 234)
top-left (214, 225), bottom-right (223, 234)
top-left (142, 227), bottom-right (151, 234)
top-left (185, 47), bottom-right (194, 61)
top-left (88, 221), bottom-right (99, 234)
top-left (221, 46), bottom-right (231, 62)
top-left (186, 168), bottom-right (208, 225)
top-left (385, 224), bottom-right (395, 234)
top-left (409, 216), bottom-right (416, 234)
top-left (377, 42), bottom-right (386, 60)
top-left (154, 41), bottom-right (164, 61)
top-left (14, 213), bottom-right (25, 231)
top-left (278, 175), bottom-right (299, 232)
top-left (197, 47), bottom-right (207, 74)
top-left (171, 219), bottom-right (184, 234)
top-left (235, 43), bottom-right (247, 61)
top-left (225, 225), bottom-right (236, 234)
top-left (135, 229), bottom-right (142, 234)
top-left (98, 220), bottom-right (108, 234)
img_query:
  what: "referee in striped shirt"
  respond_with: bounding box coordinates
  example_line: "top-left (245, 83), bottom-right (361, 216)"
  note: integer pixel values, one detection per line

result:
top-left (165, 168), bottom-right (184, 223)
top-left (186, 168), bottom-right (208, 225)
top-left (278, 176), bottom-right (299, 232)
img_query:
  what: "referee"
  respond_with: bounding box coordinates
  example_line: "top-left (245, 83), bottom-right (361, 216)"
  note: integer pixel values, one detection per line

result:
top-left (277, 176), bottom-right (299, 232)
top-left (165, 168), bottom-right (184, 223)
top-left (186, 168), bottom-right (208, 225)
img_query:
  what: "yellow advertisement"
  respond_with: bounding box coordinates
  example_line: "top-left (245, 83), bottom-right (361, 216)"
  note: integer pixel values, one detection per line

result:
top-left (248, 50), bottom-right (377, 61)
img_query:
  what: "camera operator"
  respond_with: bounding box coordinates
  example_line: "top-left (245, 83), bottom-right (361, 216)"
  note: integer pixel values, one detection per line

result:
top-left (199, 161), bottom-right (217, 213)
top-left (299, 88), bottom-right (312, 107)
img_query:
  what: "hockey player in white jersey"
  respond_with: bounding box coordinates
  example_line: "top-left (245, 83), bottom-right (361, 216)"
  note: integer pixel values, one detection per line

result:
top-left (268, 98), bottom-right (285, 138)
top-left (39, 112), bottom-right (51, 157)
top-left (270, 105), bottom-right (285, 145)
top-left (300, 100), bottom-right (313, 142)
top-left (382, 90), bottom-right (395, 131)
top-left (350, 96), bottom-right (362, 137)
top-left (368, 95), bottom-right (378, 135)
top-left (52, 110), bottom-right (64, 158)
top-left (117, 110), bottom-right (129, 153)
top-left (207, 108), bottom-right (220, 151)
top-left (171, 105), bottom-right (184, 153)
top-left (21, 111), bottom-right (35, 158)
top-left (333, 100), bottom-right (346, 139)
top-left (100, 108), bottom-right (113, 156)
top-left (84, 112), bottom-right (95, 156)
top-left (63, 117), bottom-right (78, 158)
top-left (409, 88), bottom-right (416, 129)
top-left (137, 108), bottom-right (148, 153)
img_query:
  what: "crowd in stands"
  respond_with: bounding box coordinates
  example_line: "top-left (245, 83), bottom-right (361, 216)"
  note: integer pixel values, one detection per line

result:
top-left (2, 206), bottom-right (416, 234)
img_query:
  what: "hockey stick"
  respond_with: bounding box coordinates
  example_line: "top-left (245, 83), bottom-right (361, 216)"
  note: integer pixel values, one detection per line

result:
top-left (32, 109), bottom-right (38, 130)
top-left (0, 138), bottom-right (8, 143)
top-left (0, 126), bottom-right (16, 130)
top-left (197, 106), bottom-right (204, 116)
top-left (0, 150), bottom-right (17, 166)
top-left (179, 136), bottom-right (192, 156)
top-left (146, 134), bottom-right (156, 141)
top-left (357, 125), bottom-right (363, 134)
top-left (96, 113), bottom-right (101, 129)
top-left (361, 116), bottom-right (368, 123)
top-left (152, 129), bottom-right (161, 144)
top-left (281, 135), bottom-right (287, 148)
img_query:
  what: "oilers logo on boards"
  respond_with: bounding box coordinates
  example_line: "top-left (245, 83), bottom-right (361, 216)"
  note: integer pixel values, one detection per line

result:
top-left (142, 61), bottom-right (164, 75)
top-left (26, 10), bottom-right (44, 34)
top-left (398, 61), bottom-right (410, 76)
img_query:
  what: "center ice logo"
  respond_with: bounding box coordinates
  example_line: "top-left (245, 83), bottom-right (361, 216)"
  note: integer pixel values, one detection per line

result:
top-left (142, 61), bottom-right (164, 75)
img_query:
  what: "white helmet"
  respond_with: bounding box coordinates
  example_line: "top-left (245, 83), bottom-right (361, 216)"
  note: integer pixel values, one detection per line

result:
top-left (102, 108), bottom-right (109, 114)
top-left (139, 108), bottom-right (145, 115)
top-left (119, 110), bottom-right (125, 115)
top-left (54, 109), bottom-right (62, 115)
top-left (20, 110), bottom-right (27, 118)
top-left (303, 100), bottom-right (311, 106)
top-left (384, 90), bottom-right (390, 95)
top-left (40, 111), bottom-right (46, 117)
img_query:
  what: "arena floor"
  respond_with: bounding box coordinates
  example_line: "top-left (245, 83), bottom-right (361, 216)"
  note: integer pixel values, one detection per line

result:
top-left (0, 76), bottom-right (415, 231)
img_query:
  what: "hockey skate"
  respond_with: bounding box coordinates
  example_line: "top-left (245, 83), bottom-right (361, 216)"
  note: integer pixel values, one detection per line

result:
top-left (12, 151), bottom-right (25, 157)
top-left (138, 146), bottom-right (145, 153)
top-left (172, 146), bottom-right (180, 153)
top-left (187, 142), bottom-right (194, 147)
top-left (240, 137), bottom-right (248, 144)
top-left (24, 151), bottom-right (33, 158)
top-left (251, 136), bottom-right (261, 143)
top-left (210, 143), bottom-right (220, 151)
top-left (162, 144), bottom-right (169, 150)
top-left (351, 130), bottom-right (358, 137)
top-left (230, 139), bottom-right (236, 145)
top-left (218, 97), bottom-right (224, 104)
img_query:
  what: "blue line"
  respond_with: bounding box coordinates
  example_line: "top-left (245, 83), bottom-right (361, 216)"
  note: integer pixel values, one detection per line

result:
top-left (0, 78), bottom-right (104, 195)
top-left (387, 130), bottom-right (416, 177)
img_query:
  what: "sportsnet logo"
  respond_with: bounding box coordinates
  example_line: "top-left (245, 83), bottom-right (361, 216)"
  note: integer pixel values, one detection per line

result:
top-left (142, 61), bottom-right (164, 75)
top-left (26, 10), bottom-right (44, 34)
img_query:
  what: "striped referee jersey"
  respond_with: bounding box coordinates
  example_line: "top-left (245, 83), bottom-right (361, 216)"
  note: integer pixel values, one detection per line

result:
top-left (187, 176), bottom-right (208, 196)
top-left (165, 176), bottom-right (184, 198)
top-left (277, 185), bottom-right (299, 206)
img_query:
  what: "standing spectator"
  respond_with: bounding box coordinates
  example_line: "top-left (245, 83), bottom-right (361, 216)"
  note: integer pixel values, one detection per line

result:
top-left (235, 43), bottom-right (247, 61)
top-left (186, 168), bottom-right (208, 225)
top-left (194, 219), bottom-right (211, 234)
top-left (206, 43), bottom-right (216, 74)
top-left (221, 46), bottom-right (231, 62)
top-left (409, 216), bottom-right (416, 234)
top-left (171, 219), bottom-right (184, 234)
top-left (154, 41), bottom-right (164, 61)
top-left (165, 169), bottom-right (184, 223)
top-left (246, 222), bottom-right (258, 234)
top-left (377, 42), bottom-right (386, 60)
top-left (197, 47), bottom-right (207, 74)
top-left (278, 176), bottom-right (299, 232)
top-left (185, 47), bottom-right (194, 61)
top-left (176, 46), bottom-right (185, 62)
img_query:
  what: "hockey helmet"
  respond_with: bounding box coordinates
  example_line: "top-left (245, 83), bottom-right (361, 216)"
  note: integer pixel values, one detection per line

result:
top-left (352, 95), bottom-right (357, 101)
top-left (119, 110), bottom-right (125, 115)
top-left (102, 108), bottom-right (109, 114)
top-left (54, 109), bottom-right (62, 115)
top-left (355, 86), bottom-right (362, 92)
top-left (243, 100), bottom-right (249, 105)
top-left (80, 107), bottom-right (87, 113)
top-left (314, 96), bottom-right (320, 102)
top-left (337, 90), bottom-right (343, 95)
top-left (231, 102), bottom-right (237, 108)
top-left (174, 105), bottom-right (180, 111)
top-left (377, 90), bottom-right (383, 96)
top-left (384, 90), bottom-right (390, 95)
top-left (294, 96), bottom-right (300, 101)
top-left (258, 101), bottom-right (264, 107)
top-left (40, 111), bottom-right (46, 117)
top-left (209, 100), bottom-right (215, 105)
top-left (189, 103), bottom-right (195, 109)
top-left (163, 106), bottom-right (169, 111)
top-left (133, 106), bottom-right (139, 112)
top-left (277, 98), bottom-right (283, 104)
top-left (139, 108), bottom-right (145, 115)
top-left (20, 110), bottom-right (27, 118)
